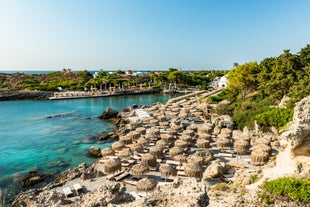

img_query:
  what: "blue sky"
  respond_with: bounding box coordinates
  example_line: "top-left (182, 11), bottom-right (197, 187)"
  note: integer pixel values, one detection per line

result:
top-left (0, 0), bottom-right (309, 71)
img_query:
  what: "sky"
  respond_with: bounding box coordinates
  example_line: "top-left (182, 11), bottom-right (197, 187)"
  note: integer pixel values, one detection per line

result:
top-left (0, 0), bottom-right (310, 71)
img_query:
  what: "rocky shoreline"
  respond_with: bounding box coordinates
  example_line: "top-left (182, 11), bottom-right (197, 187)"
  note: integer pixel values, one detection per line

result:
top-left (7, 91), bottom-right (310, 207)
top-left (0, 88), bottom-right (163, 101)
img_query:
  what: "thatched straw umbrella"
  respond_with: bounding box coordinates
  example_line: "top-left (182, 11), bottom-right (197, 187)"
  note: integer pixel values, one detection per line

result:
top-left (148, 128), bottom-right (160, 136)
top-left (142, 117), bottom-right (152, 124)
top-left (187, 125), bottom-right (198, 133)
top-left (130, 164), bottom-right (149, 178)
top-left (159, 164), bottom-right (177, 181)
top-left (167, 129), bottom-right (178, 136)
top-left (180, 135), bottom-right (192, 142)
top-left (169, 146), bottom-right (183, 159)
top-left (179, 111), bottom-right (188, 118)
top-left (135, 127), bottom-right (146, 135)
top-left (198, 125), bottom-right (213, 135)
top-left (137, 137), bottom-right (148, 145)
top-left (184, 163), bottom-right (203, 179)
top-left (252, 144), bottom-right (272, 155)
top-left (250, 149), bottom-right (269, 166)
top-left (157, 115), bottom-right (166, 122)
top-left (118, 148), bottom-right (132, 158)
top-left (171, 125), bottom-right (182, 133)
top-left (150, 119), bottom-right (159, 126)
top-left (218, 133), bottom-right (231, 139)
top-left (112, 141), bottom-right (125, 151)
top-left (101, 148), bottom-right (115, 157)
top-left (234, 140), bottom-right (250, 154)
top-left (156, 140), bottom-right (169, 148)
top-left (173, 154), bottom-right (187, 164)
top-left (141, 153), bottom-right (157, 167)
top-left (220, 128), bottom-right (232, 136)
top-left (175, 140), bottom-right (188, 149)
top-left (159, 121), bottom-right (170, 127)
top-left (129, 143), bottom-right (144, 153)
top-left (196, 139), bottom-right (210, 149)
top-left (216, 138), bottom-right (231, 150)
top-left (182, 130), bottom-right (195, 137)
top-left (136, 177), bottom-right (157, 196)
top-left (254, 138), bottom-right (271, 146)
top-left (149, 146), bottom-right (164, 159)
top-left (104, 158), bottom-right (121, 174)
top-left (198, 133), bottom-right (212, 140)
top-left (161, 134), bottom-right (174, 142)
top-left (119, 136), bottom-right (132, 145)
top-left (195, 150), bottom-right (213, 165)
top-left (128, 131), bottom-right (141, 140)
top-left (187, 154), bottom-right (204, 165)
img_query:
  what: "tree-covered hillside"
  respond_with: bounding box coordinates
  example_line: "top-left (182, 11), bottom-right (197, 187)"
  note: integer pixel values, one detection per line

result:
top-left (214, 44), bottom-right (310, 131)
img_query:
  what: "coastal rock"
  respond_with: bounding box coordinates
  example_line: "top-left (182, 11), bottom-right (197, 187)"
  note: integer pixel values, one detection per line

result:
top-left (98, 107), bottom-right (119, 119)
top-left (203, 160), bottom-right (225, 179)
top-left (18, 171), bottom-right (50, 188)
top-left (263, 95), bottom-right (310, 179)
top-left (88, 146), bottom-right (102, 158)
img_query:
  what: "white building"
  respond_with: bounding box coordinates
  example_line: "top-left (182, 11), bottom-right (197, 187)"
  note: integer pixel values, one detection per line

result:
top-left (209, 75), bottom-right (228, 88)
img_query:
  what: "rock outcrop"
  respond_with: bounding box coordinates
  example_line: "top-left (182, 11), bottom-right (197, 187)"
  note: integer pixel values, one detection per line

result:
top-left (264, 95), bottom-right (310, 179)
top-left (18, 171), bottom-right (50, 188)
top-left (87, 146), bottom-right (102, 158)
top-left (97, 107), bottom-right (119, 119)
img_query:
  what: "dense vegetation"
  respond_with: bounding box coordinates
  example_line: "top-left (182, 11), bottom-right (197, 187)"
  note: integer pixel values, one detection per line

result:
top-left (259, 177), bottom-right (310, 204)
top-left (211, 44), bottom-right (310, 131)
top-left (0, 68), bottom-right (226, 92)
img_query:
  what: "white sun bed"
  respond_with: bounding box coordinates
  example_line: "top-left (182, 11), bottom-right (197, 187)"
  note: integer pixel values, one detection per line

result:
top-left (63, 187), bottom-right (73, 198)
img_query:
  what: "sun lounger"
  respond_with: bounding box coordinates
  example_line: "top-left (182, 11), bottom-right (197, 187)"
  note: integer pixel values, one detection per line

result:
top-left (149, 166), bottom-right (158, 171)
top-left (115, 172), bottom-right (130, 181)
top-left (227, 163), bottom-right (246, 169)
top-left (121, 162), bottom-right (131, 167)
top-left (176, 166), bottom-right (184, 171)
top-left (123, 180), bottom-right (137, 186)
top-left (130, 191), bottom-right (142, 200)
top-left (63, 187), bottom-right (73, 198)
top-left (218, 153), bottom-right (235, 158)
top-left (106, 170), bottom-right (125, 180)
top-left (73, 183), bottom-right (83, 195)
top-left (166, 160), bottom-right (180, 165)
top-left (177, 171), bottom-right (186, 176)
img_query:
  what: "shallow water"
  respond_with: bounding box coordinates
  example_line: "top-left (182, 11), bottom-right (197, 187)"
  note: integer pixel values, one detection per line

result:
top-left (0, 94), bottom-right (178, 199)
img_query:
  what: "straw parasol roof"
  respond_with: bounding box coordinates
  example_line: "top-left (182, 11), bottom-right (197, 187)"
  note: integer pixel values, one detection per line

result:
top-left (187, 125), bottom-right (198, 133)
top-left (179, 135), bottom-right (192, 142)
top-left (148, 128), bottom-right (160, 136)
top-left (150, 119), bottom-right (160, 125)
top-left (130, 164), bottom-right (149, 177)
top-left (157, 115), bottom-right (166, 122)
top-left (234, 139), bottom-right (250, 154)
top-left (128, 131), bottom-right (141, 140)
top-left (250, 149), bottom-right (269, 166)
top-left (137, 137), bottom-right (148, 145)
top-left (196, 139), bottom-right (210, 149)
top-left (198, 125), bottom-right (213, 134)
top-left (184, 163), bottom-right (203, 179)
top-left (220, 128), bottom-right (232, 136)
top-left (159, 121), bottom-right (170, 127)
top-left (254, 138), bottom-right (271, 146)
top-left (119, 136), bottom-right (132, 145)
top-left (173, 154), bottom-right (187, 164)
top-left (161, 134), bottom-right (174, 142)
top-left (101, 148), bottom-right (115, 157)
top-left (167, 129), bottom-right (178, 136)
top-left (112, 141), bottom-right (125, 151)
top-left (169, 146), bottom-right (183, 159)
top-left (198, 133), bottom-right (212, 140)
top-left (182, 130), bottom-right (195, 137)
top-left (104, 158), bottom-right (121, 174)
top-left (149, 145), bottom-right (164, 159)
top-left (171, 125), bottom-right (183, 133)
top-left (175, 140), bottom-right (188, 149)
top-left (156, 140), bottom-right (169, 148)
top-left (141, 153), bottom-right (157, 167)
top-left (187, 154), bottom-right (205, 165)
top-left (159, 164), bottom-right (177, 177)
top-left (135, 127), bottom-right (146, 135)
top-left (129, 143), bottom-right (144, 153)
top-left (136, 177), bottom-right (157, 193)
top-left (118, 148), bottom-right (132, 158)
top-left (216, 138), bottom-right (231, 149)
top-left (251, 144), bottom-right (272, 155)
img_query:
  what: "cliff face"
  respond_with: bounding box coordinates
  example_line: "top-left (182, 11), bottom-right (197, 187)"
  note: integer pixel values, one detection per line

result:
top-left (265, 95), bottom-right (310, 178)
top-left (0, 89), bottom-right (53, 100)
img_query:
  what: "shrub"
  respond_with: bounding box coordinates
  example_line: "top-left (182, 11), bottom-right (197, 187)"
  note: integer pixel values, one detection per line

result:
top-left (212, 182), bottom-right (230, 192)
top-left (260, 177), bottom-right (310, 202)
top-left (255, 108), bottom-right (293, 131)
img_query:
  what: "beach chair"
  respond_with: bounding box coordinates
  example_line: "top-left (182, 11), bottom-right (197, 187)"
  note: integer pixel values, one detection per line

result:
top-left (129, 191), bottom-right (142, 200)
top-left (63, 187), bottom-right (73, 198)
top-left (73, 183), bottom-right (84, 195)
top-left (115, 171), bottom-right (130, 181)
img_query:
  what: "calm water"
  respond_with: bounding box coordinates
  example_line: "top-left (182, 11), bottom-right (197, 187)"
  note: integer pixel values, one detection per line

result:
top-left (0, 94), bottom-right (177, 199)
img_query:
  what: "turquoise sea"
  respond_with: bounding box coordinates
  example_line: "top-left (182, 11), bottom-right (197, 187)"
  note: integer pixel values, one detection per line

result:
top-left (0, 94), bottom-right (177, 201)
